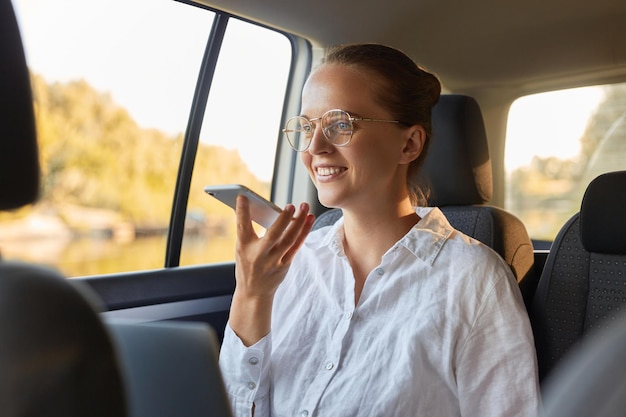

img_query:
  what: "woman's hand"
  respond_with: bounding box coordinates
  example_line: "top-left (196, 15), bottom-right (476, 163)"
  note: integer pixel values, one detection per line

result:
top-left (229, 195), bottom-right (315, 346)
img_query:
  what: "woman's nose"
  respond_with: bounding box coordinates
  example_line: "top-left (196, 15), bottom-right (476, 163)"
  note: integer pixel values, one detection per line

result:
top-left (307, 124), bottom-right (332, 154)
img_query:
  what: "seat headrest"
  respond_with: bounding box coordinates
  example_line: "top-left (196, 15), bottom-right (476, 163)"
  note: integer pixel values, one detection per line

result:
top-left (0, 0), bottom-right (40, 211)
top-left (580, 171), bottom-right (626, 254)
top-left (417, 94), bottom-right (492, 206)
top-left (0, 261), bottom-right (127, 416)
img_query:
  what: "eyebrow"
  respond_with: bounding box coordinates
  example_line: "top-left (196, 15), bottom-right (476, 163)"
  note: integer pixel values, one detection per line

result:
top-left (299, 109), bottom-right (362, 119)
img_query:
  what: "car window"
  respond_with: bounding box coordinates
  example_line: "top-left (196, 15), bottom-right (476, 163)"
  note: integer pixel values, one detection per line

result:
top-left (180, 18), bottom-right (291, 267)
top-left (1, 0), bottom-right (291, 276)
top-left (505, 83), bottom-right (626, 242)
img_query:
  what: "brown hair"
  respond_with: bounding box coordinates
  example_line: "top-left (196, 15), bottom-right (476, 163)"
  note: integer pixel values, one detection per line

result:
top-left (322, 43), bottom-right (441, 205)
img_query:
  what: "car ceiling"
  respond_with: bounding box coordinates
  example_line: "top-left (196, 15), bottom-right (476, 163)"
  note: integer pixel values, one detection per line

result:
top-left (198, 0), bottom-right (626, 97)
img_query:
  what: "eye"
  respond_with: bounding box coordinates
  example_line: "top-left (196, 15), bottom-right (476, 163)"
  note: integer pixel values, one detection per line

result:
top-left (336, 121), bottom-right (350, 131)
top-left (320, 111), bottom-right (353, 142)
top-left (326, 119), bottom-right (351, 135)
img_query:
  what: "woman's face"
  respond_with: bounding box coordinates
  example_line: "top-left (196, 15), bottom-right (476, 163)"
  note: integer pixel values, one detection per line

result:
top-left (300, 64), bottom-right (421, 211)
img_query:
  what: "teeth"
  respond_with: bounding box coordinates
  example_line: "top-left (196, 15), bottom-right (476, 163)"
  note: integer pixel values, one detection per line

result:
top-left (317, 167), bottom-right (343, 176)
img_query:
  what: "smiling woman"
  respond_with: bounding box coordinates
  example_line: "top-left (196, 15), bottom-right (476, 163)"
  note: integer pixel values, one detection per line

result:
top-left (219, 43), bottom-right (540, 417)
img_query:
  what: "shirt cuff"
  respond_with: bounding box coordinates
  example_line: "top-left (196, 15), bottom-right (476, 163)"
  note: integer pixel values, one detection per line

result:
top-left (218, 323), bottom-right (271, 410)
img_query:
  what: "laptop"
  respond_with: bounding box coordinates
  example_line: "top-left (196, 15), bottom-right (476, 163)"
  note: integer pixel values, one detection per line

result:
top-left (106, 319), bottom-right (233, 417)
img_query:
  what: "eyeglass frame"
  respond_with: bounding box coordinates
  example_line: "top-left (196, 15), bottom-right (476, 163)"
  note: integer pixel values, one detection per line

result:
top-left (282, 108), bottom-right (403, 152)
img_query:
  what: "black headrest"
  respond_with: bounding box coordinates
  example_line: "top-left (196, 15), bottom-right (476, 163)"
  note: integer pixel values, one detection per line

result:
top-left (0, 261), bottom-right (127, 416)
top-left (0, 0), bottom-right (40, 211)
top-left (417, 94), bottom-right (492, 206)
top-left (580, 171), bottom-right (626, 254)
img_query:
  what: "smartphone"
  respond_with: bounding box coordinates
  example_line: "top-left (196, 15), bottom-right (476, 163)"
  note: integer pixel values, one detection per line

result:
top-left (204, 184), bottom-right (282, 229)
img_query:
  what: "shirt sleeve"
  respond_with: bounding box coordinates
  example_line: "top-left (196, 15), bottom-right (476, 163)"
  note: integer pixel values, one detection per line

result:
top-left (456, 269), bottom-right (542, 417)
top-left (219, 323), bottom-right (272, 417)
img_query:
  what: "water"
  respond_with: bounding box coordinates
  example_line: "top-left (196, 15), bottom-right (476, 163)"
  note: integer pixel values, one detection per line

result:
top-left (0, 233), bottom-right (237, 278)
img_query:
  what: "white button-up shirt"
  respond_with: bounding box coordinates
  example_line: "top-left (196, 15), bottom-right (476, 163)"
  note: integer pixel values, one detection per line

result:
top-left (219, 207), bottom-right (541, 417)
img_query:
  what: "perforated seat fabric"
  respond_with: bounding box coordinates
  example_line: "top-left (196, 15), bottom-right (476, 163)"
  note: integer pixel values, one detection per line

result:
top-left (530, 171), bottom-right (626, 381)
top-left (313, 94), bottom-right (535, 304)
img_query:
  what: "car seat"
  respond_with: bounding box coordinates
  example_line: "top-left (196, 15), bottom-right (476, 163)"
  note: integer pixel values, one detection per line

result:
top-left (530, 170), bottom-right (626, 381)
top-left (313, 94), bottom-right (536, 305)
top-left (0, 263), bottom-right (128, 416)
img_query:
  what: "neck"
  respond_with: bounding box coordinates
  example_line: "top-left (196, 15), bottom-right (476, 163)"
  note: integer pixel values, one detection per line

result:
top-left (340, 199), bottom-right (420, 305)
top-left (343, 195), bottom-right (418, 240)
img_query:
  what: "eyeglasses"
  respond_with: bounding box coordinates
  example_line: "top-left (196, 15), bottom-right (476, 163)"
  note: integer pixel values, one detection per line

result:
top-left (282, 109), bottom-right (401, 152)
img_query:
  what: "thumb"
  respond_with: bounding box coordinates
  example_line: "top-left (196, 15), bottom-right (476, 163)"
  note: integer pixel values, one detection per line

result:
top-left (235, 195), bottom-right (256, 243)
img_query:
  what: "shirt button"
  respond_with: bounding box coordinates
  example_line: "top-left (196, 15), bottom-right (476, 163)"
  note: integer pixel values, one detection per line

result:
top-left (247, 381), bottom-right (256, 390)
top-left (325, 362), bottom-right (334, 371)
top-left (345, 311), bottom-right (353, 320)
top-left (248, 357), bottom-right (259, 365)
top-left (376, 267), bottom-right (384, 276)
top-left (300, 410), bottom-right (309, 417)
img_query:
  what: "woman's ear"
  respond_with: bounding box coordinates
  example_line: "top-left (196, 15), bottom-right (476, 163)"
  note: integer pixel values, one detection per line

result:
top-left (399, 125), bottom-right (426, 165)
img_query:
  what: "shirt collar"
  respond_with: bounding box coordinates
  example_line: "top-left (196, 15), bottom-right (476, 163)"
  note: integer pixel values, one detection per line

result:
top-left (318, 216), bottom-right (345, 255)
top-left (312, 207), bottom-right (455, 266)
top-left (399, 207), bottom-right (454, 266)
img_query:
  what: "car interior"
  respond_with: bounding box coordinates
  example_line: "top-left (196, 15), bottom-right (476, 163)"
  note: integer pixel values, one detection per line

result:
top-left (2, 0), bottom-right (626, 415)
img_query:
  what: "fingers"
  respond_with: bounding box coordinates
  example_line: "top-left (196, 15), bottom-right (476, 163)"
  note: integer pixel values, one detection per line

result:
top-left (267, 202), bottom-right (315, 264)
top-left (263, 203), bottom-right (296, 240)
top-left (282, 209), bottom-right (315, 264)
top-left (236, 196), bottom-right (315, 267)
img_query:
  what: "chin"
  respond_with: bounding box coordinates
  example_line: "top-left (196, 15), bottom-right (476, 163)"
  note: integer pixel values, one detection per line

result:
top-left (316, 190), bottom-right (341, 209)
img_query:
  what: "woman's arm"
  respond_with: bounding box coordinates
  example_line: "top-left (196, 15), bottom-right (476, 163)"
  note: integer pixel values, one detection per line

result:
top-left (220, 196), bottom-right (315, 417)
top-left (456, 270), bottom-right (541, 417)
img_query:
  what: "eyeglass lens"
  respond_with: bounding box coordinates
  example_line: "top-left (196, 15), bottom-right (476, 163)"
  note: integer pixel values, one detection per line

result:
top-left (284, 110), bottom-right (352, 151)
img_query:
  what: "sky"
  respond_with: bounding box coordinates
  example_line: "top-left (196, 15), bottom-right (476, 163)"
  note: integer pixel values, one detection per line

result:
top-left (13, 0), bottom-right (208, 135)
top-left (12, 0), bottom-right (290, 183)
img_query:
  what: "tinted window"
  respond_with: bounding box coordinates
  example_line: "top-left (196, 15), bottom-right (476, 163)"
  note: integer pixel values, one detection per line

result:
top-left (505, 83), bottom-right (626, 241)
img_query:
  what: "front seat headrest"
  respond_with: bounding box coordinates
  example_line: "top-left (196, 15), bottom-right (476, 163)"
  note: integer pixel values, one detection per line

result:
top-left (580, 170), bottom-right (626, 254)
top-left (0, 0), bottom-right (40, 211)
